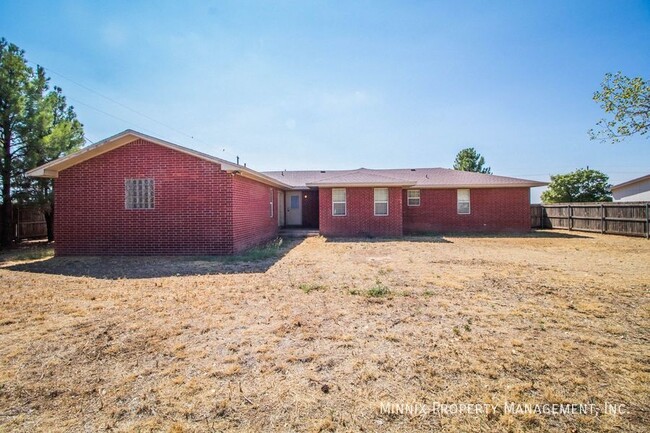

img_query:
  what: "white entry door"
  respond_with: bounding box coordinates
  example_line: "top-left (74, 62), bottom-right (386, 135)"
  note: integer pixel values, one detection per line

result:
top-left (285, 192), bottom-right (302, 226)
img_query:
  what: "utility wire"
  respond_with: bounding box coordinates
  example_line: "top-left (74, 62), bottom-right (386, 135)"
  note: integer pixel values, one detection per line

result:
top-left (28, 60), bottom-right (239, 160)
top-left (23, 62), bottom-right (645, 174)
top-left (66, 96), bottom-right (160, 137)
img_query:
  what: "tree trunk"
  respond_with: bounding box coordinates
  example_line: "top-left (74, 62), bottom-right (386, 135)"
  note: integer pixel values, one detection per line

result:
top-left (1, 125), bottom-right (13, 249)
top-left (44, 208), bottom-right (54, 243)
top-left (43, 199), bottom-right (54, 242)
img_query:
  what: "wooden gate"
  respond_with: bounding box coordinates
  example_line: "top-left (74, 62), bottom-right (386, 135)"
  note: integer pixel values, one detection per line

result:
top-left (13, 205), bottom-right (47, 240)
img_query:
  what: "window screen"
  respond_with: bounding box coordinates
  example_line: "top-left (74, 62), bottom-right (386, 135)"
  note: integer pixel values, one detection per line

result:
top-left (407, 189), bottom-right (420, 206)
top-left (374, 188), bottom-right (388, 216)
top-left (332, 188), bottom-right (347, 216)
top-left (457, 189), bottom-right (470, 214)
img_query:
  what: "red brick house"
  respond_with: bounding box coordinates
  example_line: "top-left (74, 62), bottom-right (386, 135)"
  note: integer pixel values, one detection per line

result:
top-left (28, 130), bottom-right (546, 255)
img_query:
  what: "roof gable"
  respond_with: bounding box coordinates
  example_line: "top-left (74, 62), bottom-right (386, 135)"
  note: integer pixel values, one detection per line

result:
top-left (27, 130), bottom-right (291, 189)
top-left (611, 174), bottom-right (650, 190)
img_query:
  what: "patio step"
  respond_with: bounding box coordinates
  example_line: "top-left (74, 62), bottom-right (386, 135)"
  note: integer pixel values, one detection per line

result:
top-left (279, 229), bottom-right (320, 238)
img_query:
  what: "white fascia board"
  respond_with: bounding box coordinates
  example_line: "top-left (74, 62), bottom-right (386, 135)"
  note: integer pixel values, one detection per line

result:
top-left (25, 129), bottom-right (292, 188)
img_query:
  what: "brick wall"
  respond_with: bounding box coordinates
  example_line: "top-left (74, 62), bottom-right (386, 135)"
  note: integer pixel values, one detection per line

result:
top-left (55, 139), bottom-right (236, 255)
top-left (53, 138), bottom-right (532, 254)
top-left (403, 187), bottom-right (531, 233)
top-left (319, 187), bottom-right (403, 237)
top-left (232, 175), bottom-right (279, 253)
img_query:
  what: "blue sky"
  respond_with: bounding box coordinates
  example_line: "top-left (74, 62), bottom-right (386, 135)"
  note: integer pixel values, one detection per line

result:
top-left (1, 0), bottom-right (649, 202)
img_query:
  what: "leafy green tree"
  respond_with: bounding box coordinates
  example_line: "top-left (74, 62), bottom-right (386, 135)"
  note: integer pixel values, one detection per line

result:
top-left (589, 72), bottom-right (649, 143)
top-left (0, 38), bottom-right (83, 247)
top-left (453, 147), bottom-right (492, 174)
top-left (16, 82), bottom-right (84, 242)
top-left (541, 168), bottom-right (612, 203)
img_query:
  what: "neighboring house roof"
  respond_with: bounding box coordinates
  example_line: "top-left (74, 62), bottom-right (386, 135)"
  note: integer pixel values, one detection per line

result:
top-left (26, 129), bottom-right (293, 189)
top-left (264, 167), bottom-right (547, 189)
top-left (611, 174), bottom-right (650, 191)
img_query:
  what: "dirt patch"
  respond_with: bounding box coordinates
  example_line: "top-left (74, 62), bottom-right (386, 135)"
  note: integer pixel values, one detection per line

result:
top-left (0, 231), bottom-right (648, 432)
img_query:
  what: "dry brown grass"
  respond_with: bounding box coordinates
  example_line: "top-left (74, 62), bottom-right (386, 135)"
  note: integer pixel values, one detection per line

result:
top-left (0, 231), bottom-right (648, 432)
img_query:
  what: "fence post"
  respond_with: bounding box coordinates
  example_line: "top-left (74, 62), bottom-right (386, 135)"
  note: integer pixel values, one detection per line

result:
top-left (646, 203), bottom-right (649, 240)
top-left (568, 204), bottom-right (572, 231)
top-left (600, 204), bottom-right (605, 234)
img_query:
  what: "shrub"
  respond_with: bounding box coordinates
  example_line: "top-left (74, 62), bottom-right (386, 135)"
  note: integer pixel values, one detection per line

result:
top-left (366, 281), bottom-right (391, 298)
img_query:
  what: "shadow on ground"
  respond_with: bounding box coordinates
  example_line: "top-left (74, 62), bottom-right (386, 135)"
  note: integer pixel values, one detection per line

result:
top-left (324, 235), bottom-right (454, 244)
top-left (3, 230), bottom-right (592, 279)
top-left (323, 229), bottom-right (591, 244)
top-left (438, 229), bottom-right (594, 239)
top-left (4, 238), bottom-right (304, 280)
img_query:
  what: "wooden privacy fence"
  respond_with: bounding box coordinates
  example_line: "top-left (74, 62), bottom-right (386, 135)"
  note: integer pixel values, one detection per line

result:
top-left (531, 202), bottom-right (650, 238)
top-left (13, 205), bottom-right (47, 240)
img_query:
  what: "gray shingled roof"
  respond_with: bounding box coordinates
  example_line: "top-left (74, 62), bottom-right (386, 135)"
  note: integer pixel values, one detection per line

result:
top-left (263, 168), bottom-right (547, 189)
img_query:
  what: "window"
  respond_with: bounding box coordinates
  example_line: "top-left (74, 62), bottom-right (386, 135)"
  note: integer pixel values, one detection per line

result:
top-left (457, 189), bottom-right (470, 214)
top-left (374, 188), bottom-right (389, 216)
top-left (290, 195), bottom-right (299, 209)
top-left (407, 189), bottom-right (420, 206)
top-left (269, 188), bottom-right (274, 217)
top-left (125, 179), bottom-right (154, 209)
top-left (332, 188), bottom-right (346, 216)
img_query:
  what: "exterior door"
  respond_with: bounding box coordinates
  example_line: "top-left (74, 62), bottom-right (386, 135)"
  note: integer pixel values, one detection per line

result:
top-left (285, 192), bottom-right (302, 226)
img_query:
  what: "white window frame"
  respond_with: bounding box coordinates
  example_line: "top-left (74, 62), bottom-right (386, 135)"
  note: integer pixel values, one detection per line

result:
top-left (457, 188), bottom-right (470, 214)
top-left (269, 188), bottom-right (274, 218)
top-left (332, 188), bottom-right (347, 216)
top-left (407, 189), bottom-right (421, 207)
top-left (374, 188), bottom-right (389, 216)
top-left (125, 179), bottom-right (155, 210)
